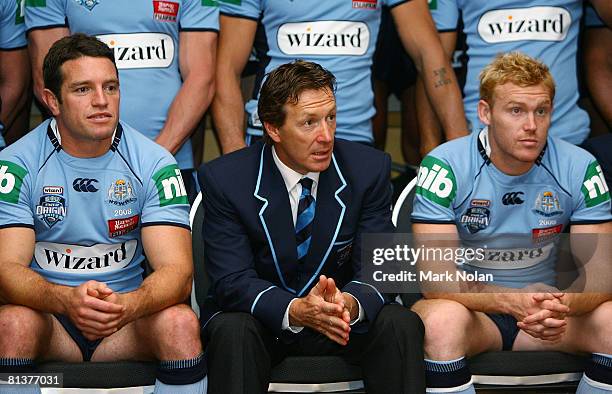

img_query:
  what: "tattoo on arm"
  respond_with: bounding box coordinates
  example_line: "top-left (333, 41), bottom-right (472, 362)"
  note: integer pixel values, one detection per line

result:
top-left (433, 67), bottom-right (452, 88)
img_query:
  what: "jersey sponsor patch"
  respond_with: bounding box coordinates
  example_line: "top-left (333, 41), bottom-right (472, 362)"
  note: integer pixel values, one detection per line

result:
top-left (277, 21), bottom-right (370, 56)
top-left (24, 0), bottom-right (45, 6)
top-left (106, 179), bottom-right (137, 206)
top-left (428, 0), bottom-right (437, 10)
top-left (152, 164), bottom-right (188, 206)
top-left (532, 191), bottom-right (563, 217)
top-left (108, 214), bottom-right (139, 238)
top-left (532, 224), bottom-right (562, 243)
top-left (153, 1), bottom-right (179, 22)
top-left (34, 240), bottom-right (137, 274)
top-left (581, 161), bottom-right (610, 208)
top-left (73, 178), bottom-right (99, 192)
top-left (478, 7), bottom-right (571, 43)
top-left (15, 0), bottom-right (25, 24)
top-left (416, 156), bottom-right (456, 208)
top-left (217, 0), bottom-right (239, 4)
top-left (469, 243), bottom-right (554, 270)
top-left (97, 33), bottom-right (175, 69)
top-left (202, 0), bottom-right (218, 6)
top-left (0, 160), bottom-right (27, 204)
top-left (36, 186), bottom-right (66, 227)
top-left (352, 0), bottom-right (376, 10)
top-left (74, 0), bottom-right (99, 11)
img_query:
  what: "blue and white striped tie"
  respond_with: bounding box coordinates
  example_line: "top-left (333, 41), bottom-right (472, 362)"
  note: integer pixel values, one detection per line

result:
top-left (296, 177), bottom-right (315, 264)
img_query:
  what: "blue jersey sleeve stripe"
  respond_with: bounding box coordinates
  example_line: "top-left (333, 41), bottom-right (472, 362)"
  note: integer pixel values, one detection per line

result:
top-left (141, 221), bottom-right (191, 231)
top-left (388, 0), bottom-right (413, 10)
top-left (410, 219), bottom-right (456, 225)
top-left (179, 27), bottom-right (219, 33)
top-left (219, 12), bottom-right (259, 22)
top-left (0, 45), bottom-right (28, 51)
top-left (0, 223), bottom-right (34, 230)
top-left (570, 219), bottom-right (612, 225)
top-left (26, 24), bottom-right (67, 34)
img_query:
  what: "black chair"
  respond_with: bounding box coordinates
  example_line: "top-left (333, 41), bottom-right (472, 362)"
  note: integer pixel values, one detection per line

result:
top-left (392, 179), bottom-right (587, 391)
top-left (190, 192), bottom-right (366, 393)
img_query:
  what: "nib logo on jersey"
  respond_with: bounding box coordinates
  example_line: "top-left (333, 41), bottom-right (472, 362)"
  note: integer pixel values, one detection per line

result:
top-left (478, 7), bottom-right (571, 43)
top-left (277, 21), bottom-right (370, 56)
top-left (36, 186), bottom-right (67, 228)
top-left (35, 240), bottom-right (137, 274)
top-left (106, 179), bottom-right (137, 206)
top-left (97, 33), bottom-right (174, 69)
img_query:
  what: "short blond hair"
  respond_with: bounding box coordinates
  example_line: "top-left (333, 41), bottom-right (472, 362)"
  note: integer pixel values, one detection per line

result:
top-left (479, 52), bottom-right (555, 105)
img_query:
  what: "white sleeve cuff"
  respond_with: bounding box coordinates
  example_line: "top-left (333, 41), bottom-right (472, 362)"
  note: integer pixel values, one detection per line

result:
top-left (282, 298), bottom-right (304, 333)
top-left (345, 292), bottom-right (365, 325)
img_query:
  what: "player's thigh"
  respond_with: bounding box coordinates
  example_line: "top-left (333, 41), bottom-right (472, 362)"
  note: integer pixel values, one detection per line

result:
top-left (513, 301), bottom-right (612, 354)
top-left (91, 304), bottom-right (200, 362)
top-left (0, 305), bottom-right (82, 362)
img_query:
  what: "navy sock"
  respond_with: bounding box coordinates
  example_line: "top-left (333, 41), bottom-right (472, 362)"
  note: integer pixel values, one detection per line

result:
top-left (425, 357), bottom-right (475, 393)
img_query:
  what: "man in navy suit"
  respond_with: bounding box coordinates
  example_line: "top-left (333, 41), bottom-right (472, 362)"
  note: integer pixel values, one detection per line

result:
top-left (198, 60), bottom-right (425, 394)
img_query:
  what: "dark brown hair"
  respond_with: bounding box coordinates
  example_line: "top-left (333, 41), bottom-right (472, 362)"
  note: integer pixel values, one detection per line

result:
top-left (43, 33), bottom-right (117, 102)
top-left (258, 60), bottom-right (336, 142)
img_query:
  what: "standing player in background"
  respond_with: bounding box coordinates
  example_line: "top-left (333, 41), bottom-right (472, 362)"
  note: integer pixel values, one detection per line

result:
top-left (212, 0), bottom-right (468, 154)
top-left (418, 0), bottom-right (612, 149)
top-left (0, 0), bottom-right (31, 150)
top-left (26, 0), bottom-right (218, 202)
top-left (582, 2), bottom-right (612, 132)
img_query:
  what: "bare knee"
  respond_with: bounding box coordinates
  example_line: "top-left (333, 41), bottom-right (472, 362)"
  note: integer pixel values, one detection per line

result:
top-left (412, 299), bottom-right (472, 359)
top-left (588, 301), bottom-right (612, 354)
top-left (147, 304), bottom-right (202, 359)
top-left (0, 305), bottom-right (50, 357)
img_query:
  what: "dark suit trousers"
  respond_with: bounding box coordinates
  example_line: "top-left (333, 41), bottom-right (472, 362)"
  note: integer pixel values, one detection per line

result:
top-left (205, 304), bottom-right (426, 394)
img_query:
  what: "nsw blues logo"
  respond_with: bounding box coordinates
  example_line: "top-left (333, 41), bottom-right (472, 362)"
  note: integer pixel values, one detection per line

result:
top-left (533, 191), bottom-right (563, 217)
top-left (36, 186), bottom-right (67, 228)
top-left (106, 179), bottom-right (137, 206)
top-left (74, 0), bottom-right (99, 11)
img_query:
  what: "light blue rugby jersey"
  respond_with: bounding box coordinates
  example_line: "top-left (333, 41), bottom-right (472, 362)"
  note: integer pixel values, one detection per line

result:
top-left (430, 0), bottom-right (588, 144)
top-left (411, 129), bottom-right (612, 288)
top-left (219, 0), bottom-right (409, 143)
top-left (0, 0), bottom-right (27, 149)
top-left (0, 119), bottom-right (190, 292)
top-left (25, 0), bottom-right (219, 169)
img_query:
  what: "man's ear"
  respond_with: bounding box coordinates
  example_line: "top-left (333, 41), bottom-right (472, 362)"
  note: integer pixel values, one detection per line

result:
top-left (264, 121), bottom-right (281, 143)
top-left (42, 88), bottom-right (61, 117)
top-left (477, 99), bottom-right (492, 126)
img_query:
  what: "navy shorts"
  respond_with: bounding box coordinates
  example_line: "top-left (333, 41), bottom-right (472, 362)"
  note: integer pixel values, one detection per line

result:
top-left (54, 314), bottom-right (103, 361)
top-left (486, 313), bottom-right (519, 351)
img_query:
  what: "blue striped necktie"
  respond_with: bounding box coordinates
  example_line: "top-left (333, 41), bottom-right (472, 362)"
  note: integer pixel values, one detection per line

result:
top-left (296, 177), bottom-right (315, 264)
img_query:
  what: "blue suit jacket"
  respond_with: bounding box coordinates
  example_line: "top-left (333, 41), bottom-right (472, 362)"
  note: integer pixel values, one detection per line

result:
top-left (198, 139), bottom-right (393, 337)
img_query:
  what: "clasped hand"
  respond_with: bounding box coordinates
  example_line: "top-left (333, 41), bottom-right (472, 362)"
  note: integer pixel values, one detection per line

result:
top-left (64, 280), bottom-right (128, 341)
top-left (289, 275), bottom-right (358, 346)
top-left (514, 285), bottom-right (570, 342)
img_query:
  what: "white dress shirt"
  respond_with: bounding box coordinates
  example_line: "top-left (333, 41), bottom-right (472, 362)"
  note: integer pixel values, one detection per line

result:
top-left (272, 147), bottom-right (364, 333)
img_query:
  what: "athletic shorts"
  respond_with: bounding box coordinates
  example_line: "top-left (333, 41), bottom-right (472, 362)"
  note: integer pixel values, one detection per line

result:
top-left (486, 313), bottom-right (519, 351)
top-left (54, 314), bottom-right (103, 361)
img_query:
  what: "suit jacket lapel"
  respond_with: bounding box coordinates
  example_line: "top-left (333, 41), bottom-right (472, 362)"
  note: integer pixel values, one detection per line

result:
top-left (298, 153), bottom-right (348, 296)
top-left (254, 144), bottom-right (298, 294)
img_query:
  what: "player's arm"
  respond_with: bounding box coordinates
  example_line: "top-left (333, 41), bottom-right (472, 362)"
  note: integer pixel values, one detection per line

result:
top-left (391, 0), bottom-right (467, 142)
top-left (413, 223), bottom-right (566, 320)
top-left (583, 25), bottom-right (612, 126)
top-left (560, 222), bottom-right (612, 315)
top-left (0, 48), bottom-right (30, 133)
top-left (27, 27), bottom-right (68, 104)
top-left (415, 31), bottom-right (457, 156)
top-left (211, 15), bottom-right (257, 154)
top-left (155, 31), bottom-right (217, 155)
top-left (115, 225), bottom-right (193, 325)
